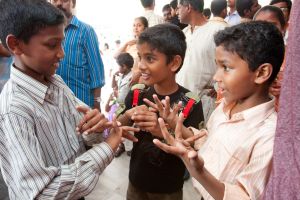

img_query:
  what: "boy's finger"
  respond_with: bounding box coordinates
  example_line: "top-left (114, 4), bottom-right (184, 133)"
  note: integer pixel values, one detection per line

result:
top-left (143, 98), bottom-right (158, 110)
top-left (76, 105), bottom-right (90, 114)
top-left (153, 139), bottom-right (184, 155)
top-left (185, 133), bottom-right (204, 144)
top-left (164, 96), bottom-right (171, 113)
top-left (158, 118), bottom-right (174, 145)
top-left (153, 95), bottom-right (164, 112)
top-left (175, 113), bottom-right (184, 139)
top-left (173, 101), bottom-right (182, 114)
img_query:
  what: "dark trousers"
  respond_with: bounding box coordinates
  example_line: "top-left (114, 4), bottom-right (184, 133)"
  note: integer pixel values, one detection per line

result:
top-left (127, 181), bottom-right (182, 200)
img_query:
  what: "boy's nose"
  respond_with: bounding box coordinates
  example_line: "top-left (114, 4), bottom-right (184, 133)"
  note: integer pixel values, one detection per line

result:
top-left (213, 68), bottom-right (222, 83)
top-left (57, 45), bottom-right (65, 59)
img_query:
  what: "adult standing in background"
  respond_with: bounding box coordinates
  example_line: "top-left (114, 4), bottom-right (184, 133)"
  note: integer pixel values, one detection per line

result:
top-left (225, 0), bottom-right (241, 25)
top-left (51, 0), bottom-right (105, 110)
top-left (236, 0), bottom-right (261, 23)
top-left (176, 0), bottom-right (227, 122)
top-left (140, 0), bottom-right (163, 27)
top-left (169, 0), bottom-right (188, 30)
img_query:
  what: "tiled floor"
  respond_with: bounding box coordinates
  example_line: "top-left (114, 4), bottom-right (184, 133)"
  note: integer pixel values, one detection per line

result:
top-left (86, 152), bottom-right (202, 200)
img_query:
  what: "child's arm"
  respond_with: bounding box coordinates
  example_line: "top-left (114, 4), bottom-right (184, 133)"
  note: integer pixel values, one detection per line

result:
top-left (0, 113), bottom-right (138, 199)
top-left (154, 115), bottom-right (225, 200)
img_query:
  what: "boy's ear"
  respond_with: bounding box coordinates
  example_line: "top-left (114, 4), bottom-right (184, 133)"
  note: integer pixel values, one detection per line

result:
top-left (6, 34), bottom-right (23, 55)
top-left (254, 63), bottom-right (273, 84)
top-left (169, 55), bottom-right (182, 72)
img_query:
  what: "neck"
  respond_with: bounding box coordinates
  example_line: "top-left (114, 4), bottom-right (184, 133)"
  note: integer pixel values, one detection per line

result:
top-left (13, 61), bottom-right (48, 85)
top-left (229, 7), bottom-right (236, 15)
top-left (189, 12), bottom-right (207, 31)
top-left (230, 89), bottom-right (271, 117)
top-left (66, 15), bottom-right (73, 26)
top-left (153, 77), bottom-right (178, 96)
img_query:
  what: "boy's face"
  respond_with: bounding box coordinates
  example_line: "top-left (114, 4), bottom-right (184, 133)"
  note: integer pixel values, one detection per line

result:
top-left (15, 24), bottom-right (65, 81)
top-left (214, 46), bottom-right (257, 104)
top-left (118, 64), bottom-right (129, 75)
top-left (137, 42), bottom-right (176, 86)
top-left (52, 0), bottom-right (75, 19)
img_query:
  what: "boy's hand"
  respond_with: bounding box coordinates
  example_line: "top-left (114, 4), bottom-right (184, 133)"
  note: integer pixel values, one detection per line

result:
top-left (131, 109), bottom-right (162, 138)
top-left (106, 115), bottom-right (140, 151)
top-left (153, 114), bottom-right (205, 174)
top-left (76, 106), bottom-right (112, 134)
top-left (144, 95), bottom-right (182, 130)
top-left (124, 105), bottom-right (148, 120)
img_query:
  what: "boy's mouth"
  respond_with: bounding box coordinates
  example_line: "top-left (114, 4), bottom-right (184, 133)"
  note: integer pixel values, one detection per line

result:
top-left (141, 73), bottom-right (150, 80)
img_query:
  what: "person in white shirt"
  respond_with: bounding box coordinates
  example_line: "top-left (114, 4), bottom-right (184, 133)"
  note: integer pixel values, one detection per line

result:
top-left (140, 0), bottom-right (164, 27)
top-left (176, 0), bottom-right (227, 122)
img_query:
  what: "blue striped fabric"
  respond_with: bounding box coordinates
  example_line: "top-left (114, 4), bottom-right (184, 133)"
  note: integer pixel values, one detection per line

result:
top-left (57, 16), bottom-right (105, 107)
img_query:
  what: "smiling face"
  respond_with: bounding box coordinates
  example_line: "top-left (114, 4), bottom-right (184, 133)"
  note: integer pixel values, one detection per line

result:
top-left (214, 45), bottom-right (257, 104)
top-left (13, 24), bottom-right (65, 83)
top-left (137, 42), bottom-right (176, 87)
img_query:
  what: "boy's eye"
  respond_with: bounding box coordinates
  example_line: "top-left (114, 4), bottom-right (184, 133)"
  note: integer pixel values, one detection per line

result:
top-left (223, 65), bottom-right (231, 72)
top-left (146, 56), bottom-right (154, 62)
top-left (46, 42), bottom-right (58, 49)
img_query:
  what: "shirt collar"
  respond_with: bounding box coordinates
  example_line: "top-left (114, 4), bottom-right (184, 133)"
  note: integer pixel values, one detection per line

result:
top-left (10, 66), bottom-right (67, 105)
top-left (10, 65), bottom-right (48, 104)
top-left (221, 97), bottom-right (276, 125)
top-left (68, 15), bottom-right (80, 28)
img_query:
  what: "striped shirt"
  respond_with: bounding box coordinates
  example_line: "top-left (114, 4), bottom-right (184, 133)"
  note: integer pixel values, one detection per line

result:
top-left (143, 10), bottom-right (164, 27)
top-left (56, 16), bottom-right (105, 107)
top-left (190, 98), bottom-right (276, 200)
top-left (0, 66), bottom-right (114, 200)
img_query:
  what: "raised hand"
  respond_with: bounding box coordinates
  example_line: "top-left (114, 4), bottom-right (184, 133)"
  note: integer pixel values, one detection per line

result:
top-left (106, 115), bottom-right (139, 151)
top-left (153, 114), bottom-right (206, 174)
top-left (143, 95), bottom-right (182, 130)
top-left (76, 106), bottom-right (112, 135)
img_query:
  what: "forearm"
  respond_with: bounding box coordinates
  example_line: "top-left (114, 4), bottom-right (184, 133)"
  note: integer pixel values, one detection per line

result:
top-left (191, 167), bottom-right (225, 200)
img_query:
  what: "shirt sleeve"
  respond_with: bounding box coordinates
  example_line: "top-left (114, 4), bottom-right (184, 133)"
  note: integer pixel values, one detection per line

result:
top-left (84, 26), bottom-right (105, 89)
top-left (0, 113), bottom-right (114, 199)
top-left (222, 130), bottom-right (274, 200)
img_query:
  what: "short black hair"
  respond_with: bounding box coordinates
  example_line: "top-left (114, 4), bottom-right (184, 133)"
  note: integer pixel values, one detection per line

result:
top-left (116, 53), bottom-right (134, 69)
top-left (170, 0), bottom-right (178, 9)
top-left (270, 0), bottom-right (292, 13)
top-left (211, 0), bottom-right (227, 17)
top-left (135, 16), bottom-right (149, 29)
top-left (214, 21), bottom-right (285, 84)
top-left (162, 4), bottom-right (171, 12)
top-left (179, 0), bottom-right (204, 13)
top-left (138, 23), bottom-right (186, 73)
top-left (203, 8), bottom-right (212, 18)
top-left (140, 0), bottom-right (154, 8)
top-left (236, 0), bottom-right (254, 17)
top-left (254, 5), bottom-right (286, 29)
top-left (0, 0), bottom-right (65, 49)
